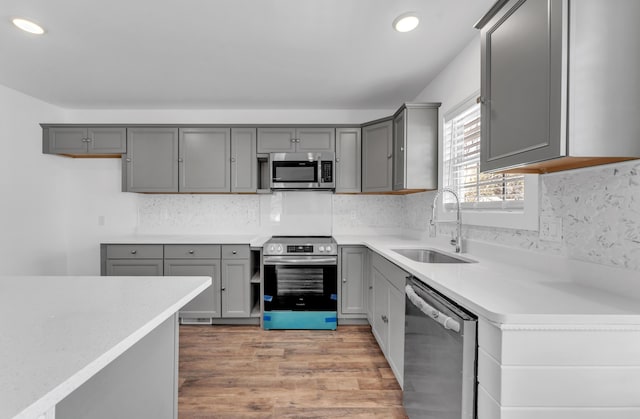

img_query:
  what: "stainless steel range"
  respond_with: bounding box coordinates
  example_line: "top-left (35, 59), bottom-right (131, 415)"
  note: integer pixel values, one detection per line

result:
top-left (263, 236), bottom-right (338, 330)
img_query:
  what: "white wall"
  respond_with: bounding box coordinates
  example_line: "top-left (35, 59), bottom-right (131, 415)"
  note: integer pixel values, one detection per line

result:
top-left (0, 85), bottom-right (70, 274)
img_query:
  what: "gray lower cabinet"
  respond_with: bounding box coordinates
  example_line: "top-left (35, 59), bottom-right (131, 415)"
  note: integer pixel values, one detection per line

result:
top-left (179, 128), bottom-right (231, 193)
top-left (392, 104), bottom-right (439, 191)
top-left (221, 258), bottom-right (251, 317)
top-left (339, 246), bottom-right (367, 318)
top-left (164, 244), bottom-right (222, 319)
top-left (362, 119), bottom-right (393, 192)
top-left (231, 128), bottom-right (258, 193)
top-left (103, 244), bottom-right (255, 322)
top-left (370, 252), bottom-right (406, 387)
top-left (104, 244), bottom-right (164, 276)
top-left (335, 128), bottom-right (362, 193)
top-left (257, 127), bottom-right (335, 153)
top-left (123, 128), bottom-right (179, 192)
top-left (106, 259), bottom-right (164, 276)
top-left (221, 245), bottom-right (251, 318)
top-left (477, 0), bottom-right (640, 173)
top-left (45, 126), bottom-right (126, 155)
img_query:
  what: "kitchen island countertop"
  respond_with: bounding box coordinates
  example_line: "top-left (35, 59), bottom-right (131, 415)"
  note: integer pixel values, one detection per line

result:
top-left (0, 275), bottom-right (211, 419)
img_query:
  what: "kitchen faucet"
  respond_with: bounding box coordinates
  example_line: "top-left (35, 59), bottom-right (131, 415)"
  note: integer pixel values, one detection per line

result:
top-left (430, 188), bottom-right (462, 253)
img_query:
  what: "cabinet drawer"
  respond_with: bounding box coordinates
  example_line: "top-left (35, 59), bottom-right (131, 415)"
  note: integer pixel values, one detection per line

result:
top-left (106, 244), bottom-right (163, 259)
top-left (221, 245), bottom-right (249, 259)
top-left (371, 252), bottom-right (408, 291)
top-left (164, 244), bottom-right (221, 259)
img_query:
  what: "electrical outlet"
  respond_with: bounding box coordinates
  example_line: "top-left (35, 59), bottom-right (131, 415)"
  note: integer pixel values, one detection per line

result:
top-left (539, 215), bottom-right (562, 242)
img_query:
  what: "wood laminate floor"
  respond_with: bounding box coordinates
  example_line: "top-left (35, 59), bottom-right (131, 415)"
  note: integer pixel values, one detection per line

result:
top-left (178, 325), bottom-right (407, 418)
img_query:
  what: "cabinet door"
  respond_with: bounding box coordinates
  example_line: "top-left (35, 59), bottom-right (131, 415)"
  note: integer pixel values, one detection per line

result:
top-left (371, 266), bottom-right (390, 352)
top-left (221, 259), bottom-right (250, 317)
top-left (388, 283), bottom-right (405, 387)
top-left (480, 0), bottom-right (564, 171)
top-left (340, 247), bottom-right (366, 315)
top-left (124, 128), bottom-right (179, 192)
top-left (164, 259), bottom-right (221, 318)
top-left (87, 127), bottom-right (127, 154)
top-left (296, 128), bottom-right (335, 152)
top-left (257, 128), bottom-right (297, 153)
top-left (362, 120), bottom-right (393, 192)
top-left (335, 128), bottom-right (361, 193)
top-left (231, 128), bottom-right (257, 193)
top-left (48, 127), bottom-right (88, 154)
top-left (179, 128), bottom-right (231, 193)
top-left (392, 111), bottom-right (406, 190)
top-left (106, 259), bottom-right (163, 276)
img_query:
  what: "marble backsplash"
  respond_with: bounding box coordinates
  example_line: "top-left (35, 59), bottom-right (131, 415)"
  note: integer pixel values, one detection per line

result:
top-left (414, 160), bottom-right (640, 271)
top-left (135, 160), bottom-right (639, 271)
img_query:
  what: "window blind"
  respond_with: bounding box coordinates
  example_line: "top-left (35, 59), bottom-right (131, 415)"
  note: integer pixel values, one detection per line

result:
top-left (443, 99), bottom-right (524, 209)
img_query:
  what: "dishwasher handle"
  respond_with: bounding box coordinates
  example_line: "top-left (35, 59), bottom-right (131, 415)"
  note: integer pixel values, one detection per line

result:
top-left (405, 284), bottom-right (461, 333)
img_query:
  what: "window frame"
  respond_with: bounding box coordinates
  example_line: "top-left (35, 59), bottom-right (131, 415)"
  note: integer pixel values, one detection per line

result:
top-left (437, 91), bottom-right (539, 231)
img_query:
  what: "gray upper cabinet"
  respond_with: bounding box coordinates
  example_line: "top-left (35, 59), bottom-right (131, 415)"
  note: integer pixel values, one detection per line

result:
top-left (295, 128), bottom-right (335, 152)
top-left (362, 119), bottom-right (393, 192)
top-left (257, 127), bottom-right (335, 153)
top-left (231, 128), bottom-right (258, 193)
top-left (124, 128), bottom-right (179, 192)
top-left (179, 128), bottom-right (231, 193)
top-left (335, 128), bottom-right (361, 193)
top-left (392, 104), bottom-right (439, 191)
top-left (256, 128), bottom-right (296, 153)
top-left (477, 0), bottom-right (640, 173)
top-left (45, 126), bottom-right (126, 155)
top-left (123, 127), bottom-right (258, 194)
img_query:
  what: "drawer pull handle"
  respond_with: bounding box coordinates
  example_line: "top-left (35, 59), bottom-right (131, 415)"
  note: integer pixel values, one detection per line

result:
top-left (131, 250), bottom-right (137, 255)
top-left (221, 287), bottom-right (226, 291)
top-left (232, 250), bottom-right (237, 254)
top-left (188, 250), bottom-right (194, 254)
top-left (342, 278), bottom-right (347, 283)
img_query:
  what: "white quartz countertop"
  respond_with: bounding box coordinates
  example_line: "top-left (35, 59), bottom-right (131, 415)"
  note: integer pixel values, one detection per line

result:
top-left (334, 235), bottom-right (640, 325)
top-left (101, 234), bottom-right (270, 247)
top-left (0, 275), bottom-right (211, 419)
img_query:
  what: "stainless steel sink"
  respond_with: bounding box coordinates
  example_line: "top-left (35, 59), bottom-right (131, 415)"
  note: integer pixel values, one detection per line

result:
top-left (391, 248), bottom-right (476, 264)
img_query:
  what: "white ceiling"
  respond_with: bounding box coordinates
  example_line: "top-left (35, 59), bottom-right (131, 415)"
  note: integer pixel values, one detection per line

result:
top-left (0, 0), bottom-right (493, 110)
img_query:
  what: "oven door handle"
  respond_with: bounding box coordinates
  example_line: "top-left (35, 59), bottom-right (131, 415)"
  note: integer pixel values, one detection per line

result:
top-left (263, 256), bottom-right (337, 266)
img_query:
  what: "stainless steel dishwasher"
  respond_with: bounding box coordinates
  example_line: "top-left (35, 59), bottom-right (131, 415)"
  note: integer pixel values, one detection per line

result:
top-left (403, 276), bottom-right (477, 419)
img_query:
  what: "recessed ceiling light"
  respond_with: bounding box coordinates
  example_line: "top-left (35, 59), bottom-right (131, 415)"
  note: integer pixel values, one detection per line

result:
top-left (12, 18), bottom-right (45, 35)
top-left (393, 13), bottom-right (419, 33)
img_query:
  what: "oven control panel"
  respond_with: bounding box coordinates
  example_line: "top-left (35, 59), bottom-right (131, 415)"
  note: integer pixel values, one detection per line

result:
top-left (264, 239), bottom-right (336, 256)
top-left (288, 245), bottom-right (314, 253)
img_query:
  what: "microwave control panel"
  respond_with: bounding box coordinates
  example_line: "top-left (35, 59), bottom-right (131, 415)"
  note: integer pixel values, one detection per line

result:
top-left (321, 161), bottom-right (333, 183)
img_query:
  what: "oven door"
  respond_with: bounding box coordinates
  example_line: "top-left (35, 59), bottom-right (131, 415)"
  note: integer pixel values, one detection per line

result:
top-left (263, 256), bottom-right (337, 311)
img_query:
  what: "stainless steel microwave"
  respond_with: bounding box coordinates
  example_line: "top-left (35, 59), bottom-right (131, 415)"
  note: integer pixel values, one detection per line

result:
top-left (270, 152), bottom-right (335, 190)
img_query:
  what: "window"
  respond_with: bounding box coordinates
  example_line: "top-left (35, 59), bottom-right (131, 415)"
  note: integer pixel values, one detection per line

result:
top-left (438, 92), bottom-right (539, 231)
top-left (443, 97), bottom-right (525, 209)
